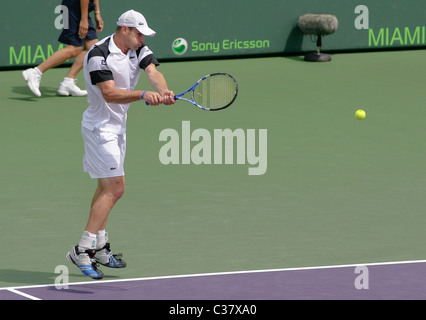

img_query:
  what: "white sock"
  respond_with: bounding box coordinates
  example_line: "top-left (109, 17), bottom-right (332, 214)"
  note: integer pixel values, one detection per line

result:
top-left (34, 67), bottom-right (42, 76)
top-left (63, 77), bottom-right (75, 84)
top-left (96, 230), bottom-right (108, 250)
top-left (78, 231), bottom-right (97, 250)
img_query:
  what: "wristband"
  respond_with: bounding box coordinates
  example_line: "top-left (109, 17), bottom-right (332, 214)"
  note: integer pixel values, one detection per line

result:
top-left (141, 90), bottom-right (147, 100)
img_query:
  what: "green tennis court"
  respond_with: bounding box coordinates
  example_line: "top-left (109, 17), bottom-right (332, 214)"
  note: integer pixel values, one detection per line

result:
top-left (1, 50), bottom-right (425, 289)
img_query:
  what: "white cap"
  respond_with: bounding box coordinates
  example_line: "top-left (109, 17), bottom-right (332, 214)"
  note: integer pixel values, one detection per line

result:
top-left (117, 9), bottom-right (156, 37)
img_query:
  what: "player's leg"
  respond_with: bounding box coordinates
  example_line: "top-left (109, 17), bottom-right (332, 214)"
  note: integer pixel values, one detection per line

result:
top-left (58, 39), bottom-right (99, 96)
top-left (83, 176), bottom-right (128, 268)
top-left (66, 176), bottom-right (126, 278)
top-left (65, 38), bottom-right (99, 79)
top-left (85, 176), bottom-right (125, 234)
top-left (39, 45), bottom-right (83, 73)
top-left (22, 45), bottom-right (82, 97)
top-left (86, 176), bottom-right (127, 268)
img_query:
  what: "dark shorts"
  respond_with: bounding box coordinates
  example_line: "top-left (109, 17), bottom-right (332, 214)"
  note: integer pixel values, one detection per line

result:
top-left (58, 15), bottom-right (98, 47)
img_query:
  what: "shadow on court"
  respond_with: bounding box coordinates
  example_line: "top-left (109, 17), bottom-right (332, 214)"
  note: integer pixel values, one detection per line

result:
top-left (0, 269), bottom-right (59, 286)
top-left (0, 269), bottom-right (119, 286)
top-left (10, 85), bottom-right (63, 101)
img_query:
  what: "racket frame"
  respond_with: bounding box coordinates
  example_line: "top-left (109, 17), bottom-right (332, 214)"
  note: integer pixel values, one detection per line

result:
top-left (174, 73), bottom-right (238, 111)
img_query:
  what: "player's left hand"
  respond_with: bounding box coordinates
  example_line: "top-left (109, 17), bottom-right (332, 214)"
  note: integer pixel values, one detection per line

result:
top-left (79, 20), bottom-right (89, 39)
top-left (162, 90), bottom-right (175, 105)
top-left (95, 15), bottom-right (104, 33)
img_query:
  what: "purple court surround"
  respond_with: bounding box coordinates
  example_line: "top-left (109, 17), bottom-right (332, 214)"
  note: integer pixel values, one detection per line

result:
top-left (1, 260), bottom-right (426, 300)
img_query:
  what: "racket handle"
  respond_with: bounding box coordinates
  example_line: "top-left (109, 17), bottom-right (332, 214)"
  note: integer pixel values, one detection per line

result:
top-left (145, 95), bottom-right (177, 106)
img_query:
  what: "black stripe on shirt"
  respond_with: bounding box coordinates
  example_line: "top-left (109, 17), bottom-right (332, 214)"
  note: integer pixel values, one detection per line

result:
top-left (140, 54), bottom-right (160, 70)
top-left (87, 37), bottom-right (111, 61)
top-left (87, 38), bottom-right (113, 84)
top-left (90, 70), bottom-right (114, 85)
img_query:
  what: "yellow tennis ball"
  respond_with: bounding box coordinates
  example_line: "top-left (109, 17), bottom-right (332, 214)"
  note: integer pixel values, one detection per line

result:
top-left (355, 109), bottom-right (366, 120)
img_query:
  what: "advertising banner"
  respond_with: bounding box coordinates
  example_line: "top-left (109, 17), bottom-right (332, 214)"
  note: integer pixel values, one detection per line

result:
top-left (3, 0), bottom-right (426, 68)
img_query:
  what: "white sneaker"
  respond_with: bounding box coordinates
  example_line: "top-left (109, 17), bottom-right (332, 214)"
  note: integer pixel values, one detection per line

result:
top-left (22, 68), bottom-right (42, 97)
top-left (66, 246), bottom-right (104, 279)
top-left (57, 79), bottom-right (88, 97)
top-left (95, 243), bottom-right (127, 268)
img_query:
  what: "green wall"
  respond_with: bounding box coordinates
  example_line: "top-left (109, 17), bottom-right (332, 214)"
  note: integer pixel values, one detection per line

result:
top-left (4, 0), bottom-right (426, 68)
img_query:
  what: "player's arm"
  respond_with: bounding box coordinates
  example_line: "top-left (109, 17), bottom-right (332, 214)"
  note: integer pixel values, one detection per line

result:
top-left (93, 0), bottom-right (104, 33)
top-left (96, 80), bottom-right (163, 105)
top-left (79, 0), bottom-right (90, 39)
top-left (144, 64), bottom-right (175, 105)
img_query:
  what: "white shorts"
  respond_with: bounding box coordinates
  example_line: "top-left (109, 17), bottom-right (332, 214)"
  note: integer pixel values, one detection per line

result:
top-left (81, 126), bottom-right (126, 179)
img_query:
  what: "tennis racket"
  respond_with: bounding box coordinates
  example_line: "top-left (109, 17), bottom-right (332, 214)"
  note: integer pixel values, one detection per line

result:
top-left (146, 73), bottom-right (238, 111)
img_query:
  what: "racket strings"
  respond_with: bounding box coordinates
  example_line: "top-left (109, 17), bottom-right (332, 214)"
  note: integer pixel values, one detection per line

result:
top-left (193, 75), bottom-right (237, 109)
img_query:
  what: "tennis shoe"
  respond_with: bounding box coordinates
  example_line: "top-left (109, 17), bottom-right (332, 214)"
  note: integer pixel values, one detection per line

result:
top-left (22, 68), bottom-right (42, 97)
top-left (57, 79), bottom-right (88, 96)
top-left (95, 243), bottom-right (127, 268)
top-left (66, 246), bottom-right (104, 279)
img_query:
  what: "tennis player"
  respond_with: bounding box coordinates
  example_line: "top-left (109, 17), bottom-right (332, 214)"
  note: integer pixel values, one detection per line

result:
top-left (66, 9), bottom-right (175, 279)
top-left (23, 0), bottom-right (103, 97)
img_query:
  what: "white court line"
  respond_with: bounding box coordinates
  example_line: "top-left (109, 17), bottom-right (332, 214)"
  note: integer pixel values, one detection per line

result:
top-left (1, 259), bottom-right (426, 294)
top-left (6, 288), bottom-right (41, 300)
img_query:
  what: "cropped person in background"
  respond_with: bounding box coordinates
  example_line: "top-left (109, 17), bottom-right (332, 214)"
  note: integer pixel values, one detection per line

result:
top-left (22, 0), bottom-right (104, 97)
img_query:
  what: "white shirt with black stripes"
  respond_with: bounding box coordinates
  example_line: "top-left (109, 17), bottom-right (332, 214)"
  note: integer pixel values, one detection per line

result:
top-left (82, 34), bottom-right (159, 134)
